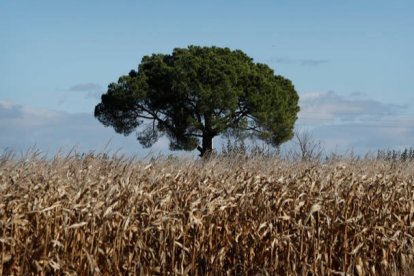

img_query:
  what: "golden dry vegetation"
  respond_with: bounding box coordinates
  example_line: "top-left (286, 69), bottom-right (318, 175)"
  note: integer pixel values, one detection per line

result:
top-left (1, 152), bottom-right (414, 275)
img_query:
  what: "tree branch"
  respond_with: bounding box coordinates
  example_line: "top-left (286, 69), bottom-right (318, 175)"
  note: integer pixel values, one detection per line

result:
top-left (135, 103), bottom-right (175, 132)
top-left (187, 132), bottom-right (203, 138)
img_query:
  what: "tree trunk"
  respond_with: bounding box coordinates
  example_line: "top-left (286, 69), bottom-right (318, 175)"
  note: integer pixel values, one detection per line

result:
top-left (197, 133), bottom-right (213, 158)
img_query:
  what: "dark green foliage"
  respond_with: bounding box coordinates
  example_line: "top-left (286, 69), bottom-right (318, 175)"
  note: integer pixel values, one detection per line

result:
top-left (95, 46), bottom-right (300, 156)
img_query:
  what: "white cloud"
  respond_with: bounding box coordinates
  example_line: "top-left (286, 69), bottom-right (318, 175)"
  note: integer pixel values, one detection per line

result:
top-left (296, 91), bottom-right (414, 154)
top-left (308, 120), bottom-right (414, 154)
top-left (0, 101), bottom-right (62, 127)
top-left (298, 91), bottom-right (406, 126)
top-left (0, 101), bottom-right (171, 157)
top-left (1, 92), bottom-right (413, 158)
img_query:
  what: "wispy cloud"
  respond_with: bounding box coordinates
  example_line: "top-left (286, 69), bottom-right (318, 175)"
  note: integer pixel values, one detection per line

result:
top-left (69, 83), bottom-right (103, 99)
top-left (268, 57), bottom-right (328, 67)
top-left (58, 82), bottom-right (103, 107)
top-left (69, 83), bottom-right (101, 92)
top-left (299, 59), bottom-right (328, 66)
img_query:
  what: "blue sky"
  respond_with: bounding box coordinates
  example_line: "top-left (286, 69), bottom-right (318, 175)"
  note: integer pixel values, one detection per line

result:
top-left (1, 1), bottom-right (413, 157)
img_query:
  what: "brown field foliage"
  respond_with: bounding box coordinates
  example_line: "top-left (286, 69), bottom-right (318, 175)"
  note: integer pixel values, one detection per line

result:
top-left (1, 151), bottom-right (414, 275)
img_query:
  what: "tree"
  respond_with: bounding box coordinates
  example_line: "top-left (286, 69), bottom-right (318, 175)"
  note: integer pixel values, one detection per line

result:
top-left (95, 46), bottom-right (300, 157)
top-left (293, 130), bottom-right (324, 161)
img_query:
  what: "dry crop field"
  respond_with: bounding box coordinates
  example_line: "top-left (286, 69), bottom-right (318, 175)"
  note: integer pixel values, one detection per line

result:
top-left (1, 152), bottom-right (414, 275)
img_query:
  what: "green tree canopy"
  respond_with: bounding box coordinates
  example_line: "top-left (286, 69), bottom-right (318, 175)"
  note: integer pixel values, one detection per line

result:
top-left (95, 46), bottom-right (300, 156)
